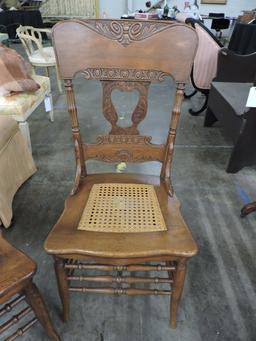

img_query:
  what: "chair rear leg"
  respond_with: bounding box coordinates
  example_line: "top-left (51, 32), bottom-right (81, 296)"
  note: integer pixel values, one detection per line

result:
top-left (45, 66), bottom-right (50, 77)
top-left (54, 257), bottom-right (70, 322)
top-left (24, 281), bottom-right (60, 341)
top-left (170, 258), bottom-right (187, 328)
top-left (55, 66), bottom-right (63, 94)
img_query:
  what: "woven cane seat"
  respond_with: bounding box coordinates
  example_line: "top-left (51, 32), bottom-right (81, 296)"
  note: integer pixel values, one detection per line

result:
top-left (45, 174), bottom-right (198, 259)
top-left (78, 183), bottom-right (167, 233)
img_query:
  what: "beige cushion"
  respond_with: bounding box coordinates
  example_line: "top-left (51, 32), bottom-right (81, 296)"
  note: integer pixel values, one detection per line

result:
top-left (0, 117), bottom-right (18, 150)
top-left (0, 117), bottom-right (36, 228)
top-left (0, 45), bottom-right (40, 96)
top-left (29, 46), bottom-right (56, 65)
top-left (0, 74), bottom-right (50, 119)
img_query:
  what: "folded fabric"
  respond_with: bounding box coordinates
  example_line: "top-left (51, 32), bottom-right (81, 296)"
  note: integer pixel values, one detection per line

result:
top-left (0, 44), bottom-right (40, 96)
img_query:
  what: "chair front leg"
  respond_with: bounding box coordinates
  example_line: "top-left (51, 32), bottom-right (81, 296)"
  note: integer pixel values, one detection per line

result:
top-left (54, 257), bottom-right (70, 322)
top-left (170, 258), bottom-right (187, 328)
top-left (23, 280), bottom-right (61, 341)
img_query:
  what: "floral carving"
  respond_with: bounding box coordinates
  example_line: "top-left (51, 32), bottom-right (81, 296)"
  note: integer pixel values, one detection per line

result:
top-left (83, 68), bottom-right (167, 82)
top-left (96, 135), bottom-right (153, 145)
top-left (82, 20), bottom-right (171, 47)
top-left (83, 135), bottom-right (165, 163)
top-left (102, 81), bottom-right (149, 135)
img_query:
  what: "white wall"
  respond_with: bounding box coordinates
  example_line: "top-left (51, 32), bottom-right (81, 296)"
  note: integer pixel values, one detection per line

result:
top-left (99, 0), bottom-right (126, 18)
top-left (99, 0), bottom-right (256, 18)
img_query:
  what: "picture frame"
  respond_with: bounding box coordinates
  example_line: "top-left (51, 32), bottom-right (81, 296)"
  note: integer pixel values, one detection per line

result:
top-left (201, 0), bottom-right (227, 4)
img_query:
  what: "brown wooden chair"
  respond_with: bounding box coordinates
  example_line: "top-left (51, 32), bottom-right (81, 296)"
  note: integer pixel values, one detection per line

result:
top-left (44, 19), bottom-right (198, 328)
top-left (0, 233), bottom-right (60, 340)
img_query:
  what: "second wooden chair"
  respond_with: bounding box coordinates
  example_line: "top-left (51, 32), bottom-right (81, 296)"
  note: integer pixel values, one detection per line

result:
top-left (0, 233), bottom-right (60, 341)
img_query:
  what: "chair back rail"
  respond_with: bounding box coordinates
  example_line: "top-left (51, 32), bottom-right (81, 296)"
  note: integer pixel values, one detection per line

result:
top-left (52, 19), bottom-right (198, 195)
top-left (16, 25), bottom-right (49, 60)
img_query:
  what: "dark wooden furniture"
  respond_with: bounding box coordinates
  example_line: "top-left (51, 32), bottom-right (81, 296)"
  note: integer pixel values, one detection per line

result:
top-left (241, 200), bottom-right (256, 217)
top-left (212, 48), bottom-right (256, 83)
top-left (205, 49), bottom-right (256, 172)
top-left (0, 10), bottom-right (44, 40)
top-left (205, 82), bottom-right (256, 173)
top-left (44, 19), bottom-right (198, 328)
top-left (228, 22), bottom-right (256, 55)
top-left (0, 233), bottom-right (60, 341)
top-left (208, 13), bottom-right (230, 39)
top-left (241, 106), bottom-right (256, 217)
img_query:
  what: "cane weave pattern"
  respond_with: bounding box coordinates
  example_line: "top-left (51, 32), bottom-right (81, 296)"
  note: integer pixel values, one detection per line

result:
top-left (78, 183), bottom-right (167, 233)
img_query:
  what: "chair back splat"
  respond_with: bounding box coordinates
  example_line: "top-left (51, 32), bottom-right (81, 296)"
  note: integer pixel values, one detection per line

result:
top-left (17, 25), bottom-right (45, 58)
top-left (52, 19), bottom-right (198, 195)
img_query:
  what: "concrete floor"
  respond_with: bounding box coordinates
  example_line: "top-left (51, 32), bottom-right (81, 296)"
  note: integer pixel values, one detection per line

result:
top-left (1, 44), bottom-right (256, 341)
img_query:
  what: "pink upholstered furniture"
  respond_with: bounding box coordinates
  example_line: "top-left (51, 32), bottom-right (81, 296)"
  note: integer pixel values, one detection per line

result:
top-left (185, 18), bottom-right (222, 115)
top-left (0, 117), bottom-right (36, 228)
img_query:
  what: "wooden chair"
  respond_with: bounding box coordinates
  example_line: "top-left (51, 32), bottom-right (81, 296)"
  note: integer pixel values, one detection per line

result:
top-left (0, 233), bottom-right (60, 340)
top-left (44, 19), bottom-right (198, 328)
top-left (16, 25), bottom-right (62, 94)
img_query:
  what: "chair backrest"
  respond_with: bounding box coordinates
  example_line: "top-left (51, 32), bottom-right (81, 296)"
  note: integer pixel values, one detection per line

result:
top-left (16, 25), bottom-right (44, 58)
top-left (215, 48), bottom-right (256, 83)
top-left (52, 19), bottom-right (198, 194)
top-left (228, 23), bottom-right (256, 55)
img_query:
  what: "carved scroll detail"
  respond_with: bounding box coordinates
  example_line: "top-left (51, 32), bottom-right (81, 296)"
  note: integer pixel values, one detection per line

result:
top-left (102, 81), bottom-right (149, 135)
top-left (83, 68), bottom-right (167, 82)
top-left (96, 135), bottom-right (153, 145)
top-left (82, 20), bottom-right (172, 47)
top-left (83, 135), bottom-right (165, 163)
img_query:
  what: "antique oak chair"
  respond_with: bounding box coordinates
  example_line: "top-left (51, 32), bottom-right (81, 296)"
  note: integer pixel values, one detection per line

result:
top-left (44, 19), bottom-right (198, 328)
top-left (0, 233), bottom-right (60, 340)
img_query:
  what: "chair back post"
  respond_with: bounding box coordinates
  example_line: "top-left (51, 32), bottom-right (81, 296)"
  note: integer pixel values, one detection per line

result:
top-left (64, 78), bottom-right (87, 195)
top-left (52, 19), bottom-right (198, 195)
top-left (160, 82), bottom-right (185, 195)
